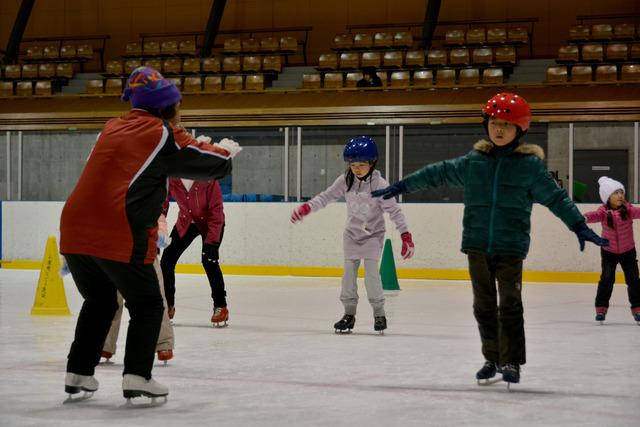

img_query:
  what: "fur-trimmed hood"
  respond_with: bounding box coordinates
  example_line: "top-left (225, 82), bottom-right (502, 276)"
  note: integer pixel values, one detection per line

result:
top-left (473, 139), bottom-right (545, 160)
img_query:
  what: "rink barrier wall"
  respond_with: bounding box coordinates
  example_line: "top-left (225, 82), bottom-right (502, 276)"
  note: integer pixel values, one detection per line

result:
top-left (1, 201), bottom-right (638, 284)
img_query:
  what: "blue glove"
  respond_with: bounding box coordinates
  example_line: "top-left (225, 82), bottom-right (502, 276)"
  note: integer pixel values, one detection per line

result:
top-left (571, 222), bottom-right (609, 251)
top-left (59, 257), bottom-right (70, 277)
top-left (371, 181), bottom-right (407, 200)
top-left (157, 233), bottom-right (171, 249)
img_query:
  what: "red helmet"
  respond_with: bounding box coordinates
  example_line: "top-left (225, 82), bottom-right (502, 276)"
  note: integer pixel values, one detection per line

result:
top-left (481, 92), bottom-right (531, 132)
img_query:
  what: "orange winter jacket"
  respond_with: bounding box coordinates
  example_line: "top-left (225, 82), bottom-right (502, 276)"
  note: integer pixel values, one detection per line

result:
top-left (60, 109), bottom-right (232, 264)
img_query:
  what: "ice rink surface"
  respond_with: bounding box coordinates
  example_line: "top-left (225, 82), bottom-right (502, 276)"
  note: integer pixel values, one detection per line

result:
top-left (1, 269), bottom-right (639, 427)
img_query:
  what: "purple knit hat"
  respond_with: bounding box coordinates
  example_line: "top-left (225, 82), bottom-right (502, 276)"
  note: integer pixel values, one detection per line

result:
top-left (121, 66), bottom-right (181, 110)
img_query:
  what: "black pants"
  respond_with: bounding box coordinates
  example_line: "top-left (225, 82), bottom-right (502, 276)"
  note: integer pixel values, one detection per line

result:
top-left (468, 252), bottom-right (526, 365)
top-left (160, 223), bottom-right (226, 308)
top-left (596, 248), bottom-right (640, 309)
top-left (64, 254), bottom-right (164, 379)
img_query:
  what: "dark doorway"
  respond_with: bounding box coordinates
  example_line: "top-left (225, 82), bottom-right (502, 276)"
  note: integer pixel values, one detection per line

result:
top-left (573, 149), bottom-right (628, 203)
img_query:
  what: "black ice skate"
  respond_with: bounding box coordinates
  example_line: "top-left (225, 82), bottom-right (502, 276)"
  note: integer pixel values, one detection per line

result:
top-left (632, 308), bottom-right (640, 325)
top-left (374, 316), bottom-right (387, 335)
top-left (501, 363), bottom-right (520, 390)
top-left (476, 360), bottom-right (499, 385)
top-left (334, 314), bottom-right (355, 334)
top-left (595, 312), bottom-right (606, 324)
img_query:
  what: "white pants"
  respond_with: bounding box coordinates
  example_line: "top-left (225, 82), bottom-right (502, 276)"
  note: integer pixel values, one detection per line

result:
top-left (341, 259), bottom-right (385, 317)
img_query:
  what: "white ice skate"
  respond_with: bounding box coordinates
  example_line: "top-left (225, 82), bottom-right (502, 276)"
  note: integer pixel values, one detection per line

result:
top-left (122, 374), bottom-right (168, 406)
top-left (64, 373), bottom-right (98, 403)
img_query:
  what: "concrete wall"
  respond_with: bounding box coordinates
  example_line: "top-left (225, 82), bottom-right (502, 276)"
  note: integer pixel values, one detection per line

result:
top-left (3, 201), bottom-right (638, 273)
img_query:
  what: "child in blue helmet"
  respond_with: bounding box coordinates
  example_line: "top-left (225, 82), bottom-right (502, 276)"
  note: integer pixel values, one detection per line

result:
top-left (291, 136), bottom-right (415, 334)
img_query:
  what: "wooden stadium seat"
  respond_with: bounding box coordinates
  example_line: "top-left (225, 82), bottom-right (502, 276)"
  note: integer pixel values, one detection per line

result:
top-left (183, 76), bottom-right (202, 93)
top-left (4, 65), bottom-right (20, 79)
top-left (339, 52), bottom-right (360, 69)
top-left (106, 60), bottom-right (124, 76)
top-left (86, 79), bottom-right (104, 94)
top-left (224, 38), bottom-right (242, 53)
top-left (445, 29), bottom-right (465, 45)
top-left (382, 51), bottom-right (403, 68)
top-left (613, 23), bottom-right (636, 41)
top-left (571, 65), bottom-right (593, 83)
top-left (405, 50), bottom-right (425, 68)
top-left (125, 42), bottom-right (142, 56)
top-left (161, 40), bottom-right (178, 55)
top-left (323, 72), bottom-right (343, 89)
top-left (144, 59), bottom-right (163, 72)
top-left (412, 70), bottom-right (433, 87)
top-left (333, 34), bottom-right (353, 50)
top-left (26, 46), bottom-right (43, 59)
top-left (242, 56), bottom-right (262, 72)
top-left (590, 24), bottom-right (613, 41)
top-left (143, 41), bottom-right (160, 56)
top-left (631, 44), bottom-right (640, 61)
top-left (0, 81), bottom-right (13, 97)
top-left (260, 37), bottom-right (279, 52)
top-left (279, 36), bottom-right (298, 53)
top-left (203, 75), bottom-right (222, 92)
top-left (427, 49), bottom-right (447, 66)
top-left (222, 56), bottom-right (241, 73)
top-left (35, 80), bottom-right (52, 96)
top-left (22, 64), bottom-right (38, 79)
top-left (77, 44), bottom-right (93, 59)
top-left (486, 28), bottom-right (506, 44)
top-left (353, 33), bottom-right (373, 49)
top-left (262, 55), bottom-right (282, 73)
top-left (245, 74), bottom-right (264, 91)
top-left (16, 81), bottom-right (33, 96)
top-left (302, 73), bottom-right (321, 89)
top-left (201, 57), bottom-right (220, 73)
top-left (242, 38), bottom-right (260, 52)
top-left (595, 65), bottom-right (617, 82)
top-left (606, 44), bottom-right (629, 62)
top-left (43, 45), bottom-right (59, 59)
top-left (482, 67), bottom-right (504, 85)
top-left (182, 58), bottom-right (201, 73)
top-left (557, 45), bottom-right (579, 63)
top-left (466, 28), bottom-right (486, 45)
top-left (449, 48), bottom-right (470, 66)
top-left (389, 71), bottom-right (410, 88)
top-left (494, 46), bottom-right (516, 65)
top-left (179, 40), bottom-right (196, 56)
top-left (507, 27), bottom-right (528, 45)
top-left (56, 63), bottom-right (73, 79)
top-left (345, 72), bottom-right (363, 88)
top-left (581, 44), bottom-right (603, 62)
top-left (318, 53), bottom-right (338, 70)
top-left (373, 32), bottom-right (394, 48)
top-left (125, 59), bottom-right (142, 74)
top-left (166, 77), bottom-right (182, 90)
top-left (472, 47), bottom-right (493, 65)
top-left (38, 63), bottom-right (55, 79)
top-left (546, 66), bottom-right (568, 83)
top-left (163, 58), bottom-right (182, 74)
top-left (435, 68), bottom-right (455, 86)
top-left (393, 32), bottom-right (413, 48)
top-left (361, 51), bottom-right (382, 68)
top-left (459, 68), bottom-right (480, 85)
top-left (569, 25), bottom-right (590, 42)
top-left (620, 64), bottom-right (640, 82)
top-left (105, 78), bottom-right (123, 94)
top-left (224, 75), bottom-right (243, 91)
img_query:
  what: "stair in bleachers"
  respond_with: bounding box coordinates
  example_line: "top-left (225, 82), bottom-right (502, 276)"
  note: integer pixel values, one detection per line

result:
top-left (507, 58), bottom-right (556, 84)
top-left (268, 66), bottom-right (316, 90)
top-left (61, 72), bottom-right (104, 95)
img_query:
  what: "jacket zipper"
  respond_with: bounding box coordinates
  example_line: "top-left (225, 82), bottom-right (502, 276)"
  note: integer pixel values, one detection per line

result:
top-left (487, 156), bottom-right (504, 253)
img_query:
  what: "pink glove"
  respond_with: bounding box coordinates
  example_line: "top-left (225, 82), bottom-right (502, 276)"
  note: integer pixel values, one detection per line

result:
top-left (291, 203), bottom-right (311, 223)
top-left (400, 232), bottom-right (415, 259)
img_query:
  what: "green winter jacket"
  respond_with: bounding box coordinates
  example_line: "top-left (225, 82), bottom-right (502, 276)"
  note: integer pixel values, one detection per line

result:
top-left (402, 139), bottom-right (584, 258)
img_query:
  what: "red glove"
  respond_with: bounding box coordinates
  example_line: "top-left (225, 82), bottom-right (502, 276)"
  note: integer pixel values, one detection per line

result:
top-left (291, 203), bottom-right (311, 223)
top-left (400, 232), bottom-right (415, 259)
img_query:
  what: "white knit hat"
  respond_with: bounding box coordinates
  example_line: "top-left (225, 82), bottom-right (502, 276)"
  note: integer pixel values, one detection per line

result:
top-left (598, 176), bottom-right (625, 204)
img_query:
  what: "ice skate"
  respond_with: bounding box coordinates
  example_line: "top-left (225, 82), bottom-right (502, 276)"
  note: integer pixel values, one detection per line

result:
top-left (100, 351), bottom-right (114, 364)
top-left (501, 363), bottom-right (520, 390)
top-left (157, 349), bottom-right (173, 365)
top-left (632, 308), bottom-right (640, 325)
top-left (476, 360), bottom-right (501, 385)
top-left (374, 316), bottom-right (387, 335)
top-left (122, 374), bottom-right (168, 406)
top-left (334, 314), bottom-right (355, 334)
top-left (64, 373), bottom-right (98, 403)
top-left (595, 308), bottom-right (607, 325)
top-left (211, 306), bottom-right (229, 327)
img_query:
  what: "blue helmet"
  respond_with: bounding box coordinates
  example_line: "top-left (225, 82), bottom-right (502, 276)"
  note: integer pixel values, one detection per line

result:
top-left (343, 136), bottom-right (378, 163)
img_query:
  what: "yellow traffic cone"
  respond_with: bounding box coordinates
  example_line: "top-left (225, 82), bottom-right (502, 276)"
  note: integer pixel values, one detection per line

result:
top-left (31, 236), bottom-right (70, 315)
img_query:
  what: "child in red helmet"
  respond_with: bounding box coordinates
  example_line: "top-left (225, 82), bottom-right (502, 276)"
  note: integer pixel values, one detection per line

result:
top-left (372, 92), bottom-right (608, 386)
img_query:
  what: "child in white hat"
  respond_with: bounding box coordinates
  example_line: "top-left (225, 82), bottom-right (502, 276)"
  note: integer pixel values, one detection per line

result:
top-left (584, 177), bottom-right (640, 324)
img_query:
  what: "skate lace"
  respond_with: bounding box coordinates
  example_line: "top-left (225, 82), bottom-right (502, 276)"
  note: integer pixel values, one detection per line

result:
top-left (502, 363), bottom-right (520, 372)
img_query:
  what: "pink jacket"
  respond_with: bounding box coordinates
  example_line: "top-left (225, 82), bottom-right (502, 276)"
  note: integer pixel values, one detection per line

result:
top-left (165, 179), bottom-right (224, 244)
top-left (584, 202), bottom-right (640, 254)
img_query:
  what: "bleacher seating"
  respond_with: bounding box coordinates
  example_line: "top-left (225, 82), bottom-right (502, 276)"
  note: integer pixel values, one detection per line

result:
top-left (224, 75), bottom-right (244, 91)
top-left (16, 81), bottom-right (33, 96)
top-left (245, 74), bottom-right (264, 90)
top-left (86, 79), bottom-right (104, 94)
top-left (204, 75), bottom-right (223, 91)
top-left (0, 81), bottom-right (13, 96)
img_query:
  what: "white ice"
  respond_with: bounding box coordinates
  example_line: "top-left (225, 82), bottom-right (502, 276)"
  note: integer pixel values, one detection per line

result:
top-left (1, 269), bottom-right (639, 427)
